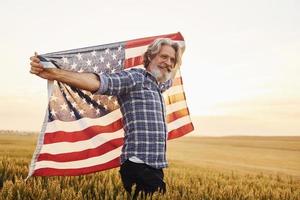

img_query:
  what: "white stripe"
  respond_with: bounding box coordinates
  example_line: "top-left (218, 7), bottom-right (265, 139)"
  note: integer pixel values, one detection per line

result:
top-left (167, 115), bottom-right (192, 132)
top-left (125, 40), bottom-right (185, 59)
top-left (40, 129), bottom-right (124, 154)
top-left (34, 146), bottom-right (122, 170)
top-left (166, 101), bottom-right (187, 115)
top-left (164, 85), bottom-right (184, 96)
top-left (41, 61), bottom-right (56, 69)
top-left (175, 70), bottom-right (181, 78)
top-left (125, 46), bottom-right (148, 59)
top-left (46, 109), bottom-right (122, 133)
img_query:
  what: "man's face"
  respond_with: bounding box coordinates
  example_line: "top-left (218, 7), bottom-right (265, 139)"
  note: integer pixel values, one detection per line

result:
top-left (147, 45), bottom-right (176, 83)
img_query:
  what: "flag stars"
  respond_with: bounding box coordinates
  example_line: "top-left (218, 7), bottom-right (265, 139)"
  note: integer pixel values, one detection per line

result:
top-left (70, 111), bottom-right (75, 117)
top-left (112, 53), bottom-right (117, 60)
top-left (93, 66), bottom-right (98, 72)
top-left (91, 50), bottom-right (97, 56)
top-left (50, 95), bottom-right (58, 102)
top-left (106, 62), bottom-right (111, 68)
top-left (50, 109), bottom-right (57, 117)
top-left (105, 48), bottom-right (110, 54)
top-left (60, 103), bottom-right (68, 111)
top-left (78, 68), bottom-right (84, 73)
top-left (71, 63), bottom-right (78, 70)
top-left (86, 59), bottom-right (92, 66)
top-left (89, 104), bottom-right (94, 109)
top-left (71, 102), bottom-right (77, 108)
top-left (65, 94), bottom-right (70, 99)
top-left (96, 109), bottom-right (100, 115)
top-left (99, 56), bottom-right (104, 63)
top-left (79, 109), bottom-right (85, 115)
top-left (76, 53), bottom-right (83, 60)
top-left (118, 60), bottom-right (122, 66)
top-left (118, 45), bottom-right (122, 52)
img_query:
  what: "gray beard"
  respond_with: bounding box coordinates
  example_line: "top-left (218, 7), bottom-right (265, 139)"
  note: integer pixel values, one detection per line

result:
top-left (150, 67), bottom-right (172, 83)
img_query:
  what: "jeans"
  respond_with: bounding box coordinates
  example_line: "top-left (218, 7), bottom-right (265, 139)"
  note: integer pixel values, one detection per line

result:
top-left (119, 159), bottom-right (166, 198)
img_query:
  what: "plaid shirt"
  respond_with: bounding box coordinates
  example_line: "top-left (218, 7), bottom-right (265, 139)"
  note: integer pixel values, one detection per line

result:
top-left (96, 68), bottom-right (172, 169)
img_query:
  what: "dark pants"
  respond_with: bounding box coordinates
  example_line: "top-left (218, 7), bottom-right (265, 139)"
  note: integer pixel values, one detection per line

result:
top-left (119, 160), bottom-right (166, 198)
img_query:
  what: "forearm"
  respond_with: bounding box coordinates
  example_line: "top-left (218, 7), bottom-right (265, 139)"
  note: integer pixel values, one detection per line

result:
top-left (53, 69), bottom-right (100, 92)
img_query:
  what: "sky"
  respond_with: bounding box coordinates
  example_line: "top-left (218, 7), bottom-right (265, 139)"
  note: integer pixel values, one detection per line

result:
top-left (0, 0), bottom-right (299, 136)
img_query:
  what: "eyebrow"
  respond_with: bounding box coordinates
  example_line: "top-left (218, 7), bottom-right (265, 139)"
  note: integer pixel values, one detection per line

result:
top-left (161, 54), bottom-right (175, 60)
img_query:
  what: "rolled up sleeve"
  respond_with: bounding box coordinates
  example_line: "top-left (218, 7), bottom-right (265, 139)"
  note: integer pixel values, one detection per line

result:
top-left (93, 73), bottom-right (109, 94)
top-left (93, 69), bottom-right (144, 96)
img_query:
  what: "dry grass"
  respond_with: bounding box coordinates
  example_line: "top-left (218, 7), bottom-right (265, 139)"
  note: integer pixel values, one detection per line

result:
top-left (0, 132), bottom-right (299, 199)
top-left (168, 136), bottom-right (300, 178)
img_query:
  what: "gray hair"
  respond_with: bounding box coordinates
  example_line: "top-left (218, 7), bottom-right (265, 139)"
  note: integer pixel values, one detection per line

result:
top-left (143, 38), bottom-right (182, 69)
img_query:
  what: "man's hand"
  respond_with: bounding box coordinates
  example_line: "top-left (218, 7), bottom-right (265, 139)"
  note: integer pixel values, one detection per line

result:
top-left (29, 52), bottom-right (100, 92)
top-left (30, 52), bottom-right (58, 80)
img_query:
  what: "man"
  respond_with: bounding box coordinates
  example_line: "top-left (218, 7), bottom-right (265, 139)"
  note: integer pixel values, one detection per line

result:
top-left (30, 38), bottom-right (182, 197)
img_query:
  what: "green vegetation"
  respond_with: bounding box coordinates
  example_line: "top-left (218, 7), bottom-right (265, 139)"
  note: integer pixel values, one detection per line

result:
top-left (0, 132), bottom-right (299, 199)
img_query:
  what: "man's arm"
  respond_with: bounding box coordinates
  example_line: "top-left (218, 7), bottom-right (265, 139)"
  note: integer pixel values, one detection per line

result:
top-left (30, 53), bottom-right (100, 93)
top-left (94, 69), bottom-right (144, 96)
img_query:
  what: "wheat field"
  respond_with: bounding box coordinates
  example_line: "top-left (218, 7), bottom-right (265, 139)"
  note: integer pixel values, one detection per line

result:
top-left (0, 131), bottom-right (299, 200)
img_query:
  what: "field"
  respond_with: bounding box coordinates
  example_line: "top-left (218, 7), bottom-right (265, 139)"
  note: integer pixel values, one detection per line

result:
top-left (0, 132), bottom-right (299, 199)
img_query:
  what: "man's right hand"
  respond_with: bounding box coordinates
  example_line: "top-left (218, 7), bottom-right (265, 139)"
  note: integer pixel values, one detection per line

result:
top-left (29, 52), bottom-right (100, 92)
top-left (29, 52), bottom-right (58, 81)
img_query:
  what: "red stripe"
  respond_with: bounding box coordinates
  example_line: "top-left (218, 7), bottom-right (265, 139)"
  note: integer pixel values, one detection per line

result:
top-left (167, 122), bottom-right (194, 140)
top-left (172, 77), bottom-right (182, 86)
top-left (38, 138), bottom-right (123, 162)
top-left (125, 56), bottom-right (144, 68)
top-left (33, 157), bottom-right (120, 176)
top-left (44, 119), bottom-right (123, 144)
top-left (166, 108), bottom-right (189, 123)
top-left (33, 123), bottom-right (194, 176)
top-left (125, 32), bottom-right (184, 49)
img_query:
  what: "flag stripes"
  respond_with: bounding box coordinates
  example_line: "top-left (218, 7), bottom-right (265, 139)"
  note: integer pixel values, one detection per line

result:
top-left (28, 32), bottom-right (193, 177)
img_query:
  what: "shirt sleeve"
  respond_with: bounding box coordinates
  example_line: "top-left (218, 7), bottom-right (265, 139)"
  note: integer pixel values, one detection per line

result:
top-left (94, 69), bottom-right (144, 96)
top-left (159, 79), bottom-right (173, 93)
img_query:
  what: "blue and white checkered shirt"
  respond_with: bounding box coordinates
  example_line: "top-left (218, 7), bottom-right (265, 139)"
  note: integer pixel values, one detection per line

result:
top-left (96, 68), bottom-right (172, 169)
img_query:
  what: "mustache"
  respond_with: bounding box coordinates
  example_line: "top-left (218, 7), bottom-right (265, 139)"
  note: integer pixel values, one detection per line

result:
top-left (157, 65), bottom-right (172, 72)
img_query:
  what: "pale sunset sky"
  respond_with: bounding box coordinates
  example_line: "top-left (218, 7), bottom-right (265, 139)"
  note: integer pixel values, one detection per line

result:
top-left (0, 0), bottom-right (299, 136)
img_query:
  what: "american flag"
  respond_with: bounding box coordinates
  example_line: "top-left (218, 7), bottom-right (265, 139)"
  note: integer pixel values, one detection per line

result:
top-left (28, 32), bottom-right (194, 177)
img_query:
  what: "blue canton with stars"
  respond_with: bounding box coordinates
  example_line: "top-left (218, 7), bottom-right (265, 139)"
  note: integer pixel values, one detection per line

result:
top-left (40, 42), bottom-right (126, 122)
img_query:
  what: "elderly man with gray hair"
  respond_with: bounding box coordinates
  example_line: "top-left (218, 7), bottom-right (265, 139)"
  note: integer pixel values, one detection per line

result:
top-left (30, 38), bottom-right (182, 198)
